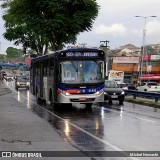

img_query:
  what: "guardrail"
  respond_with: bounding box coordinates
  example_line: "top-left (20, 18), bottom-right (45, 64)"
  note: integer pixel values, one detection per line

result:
top-left (124, 89), bottom-right (160, 102)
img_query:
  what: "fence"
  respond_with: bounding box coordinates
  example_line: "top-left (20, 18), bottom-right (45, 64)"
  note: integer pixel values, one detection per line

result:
top-left (124, 89), bottom-right (160, 102)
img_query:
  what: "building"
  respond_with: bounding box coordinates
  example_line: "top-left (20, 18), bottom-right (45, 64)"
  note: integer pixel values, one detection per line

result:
top-left (105, 44), bottom-right (160, 83)
top-left (109, 55), bottom-right (160, 84)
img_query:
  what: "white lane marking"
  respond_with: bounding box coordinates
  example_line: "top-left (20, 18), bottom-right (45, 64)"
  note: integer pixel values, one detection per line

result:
top-left (136, 117), bottom-right (156, 123)
top-left (7, 85), bottom-right (139, 160)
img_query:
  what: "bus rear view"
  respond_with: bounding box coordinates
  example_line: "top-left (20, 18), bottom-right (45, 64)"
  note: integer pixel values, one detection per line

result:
top-left (30, 48), bottom-right (105, 110)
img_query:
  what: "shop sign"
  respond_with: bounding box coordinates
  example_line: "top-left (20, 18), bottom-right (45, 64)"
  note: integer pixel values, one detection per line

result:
top-left (140, 74), bottom-right (160, 80)
top-left (151, 55), bottom-right (160, 61)
top-left (113, 57), bottom-right (139, 63)
top-left (141, 54), bottom-right (151, 61)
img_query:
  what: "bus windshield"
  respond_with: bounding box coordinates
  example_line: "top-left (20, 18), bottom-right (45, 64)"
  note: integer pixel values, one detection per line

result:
top-left (60, 60), bottom-right (104, 84)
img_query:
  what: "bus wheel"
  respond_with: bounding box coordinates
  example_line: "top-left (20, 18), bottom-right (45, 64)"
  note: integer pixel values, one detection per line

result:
top-left (85, 103), bottom-right (92, 111)
top-left (49, 90), bottom-right (57, 109)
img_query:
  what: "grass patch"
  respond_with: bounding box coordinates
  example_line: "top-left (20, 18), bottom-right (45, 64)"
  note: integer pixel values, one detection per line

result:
top-left (125, 97), bottom-right (160, 109)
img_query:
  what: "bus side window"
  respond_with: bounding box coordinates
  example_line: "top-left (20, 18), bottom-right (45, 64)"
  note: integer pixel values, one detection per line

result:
top-left (49, 58), bottom-right (54, 76)
top-left (43, 60), bottom-right (48, 76)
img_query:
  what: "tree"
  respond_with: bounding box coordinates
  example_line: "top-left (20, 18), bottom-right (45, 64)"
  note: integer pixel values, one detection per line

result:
top-left (6, 47), bottom-right (23, 58)
top-left (146, 46), bottom-right (157, 55)
top-left (0, 54), bottom-right (6, 61)
top-left (2, 0), bottom-right (99, 55)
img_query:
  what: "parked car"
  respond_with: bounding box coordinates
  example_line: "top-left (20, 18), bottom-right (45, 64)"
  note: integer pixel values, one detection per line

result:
top-left (104, 80), bottom-right (125, 104)
top-left (137, 82), bottom-right (160, 92)
top-left (15, 75), bottom-right (30, 90)
top-left (3, 74), bottom-right (14, 82)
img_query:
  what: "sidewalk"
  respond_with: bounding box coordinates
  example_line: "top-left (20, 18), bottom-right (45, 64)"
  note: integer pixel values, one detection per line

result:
top-left (0, 82), bottom-right (89, 160)
top-left (0, 82), bottom-right (12, 96)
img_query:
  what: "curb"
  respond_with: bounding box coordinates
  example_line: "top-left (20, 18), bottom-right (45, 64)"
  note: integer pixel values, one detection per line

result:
top-left (0, 87), bottom-right (12, 96)
top-left (0, 90), bottom-right (12, 96)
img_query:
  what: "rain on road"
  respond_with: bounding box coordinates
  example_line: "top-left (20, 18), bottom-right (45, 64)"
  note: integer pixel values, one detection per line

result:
top-left (4, 81), bottom-right (160, 159)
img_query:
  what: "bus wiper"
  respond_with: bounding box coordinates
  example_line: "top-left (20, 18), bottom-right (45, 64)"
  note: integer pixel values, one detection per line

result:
top-left (71, 60), bottom-right (78, 72)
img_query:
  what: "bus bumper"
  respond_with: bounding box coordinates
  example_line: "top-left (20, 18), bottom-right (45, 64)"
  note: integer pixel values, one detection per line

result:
top-left (57, 92), bottom-right (104, 104)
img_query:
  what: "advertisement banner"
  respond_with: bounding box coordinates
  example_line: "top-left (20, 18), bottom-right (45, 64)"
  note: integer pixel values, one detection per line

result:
top-left (151, 55), bottom-right (160, 61)
top-left (141, 54), bottom-right (151, 61)
top-left (140, 74), bottom-right (160, 80)
top-left (108, 70), bottom-right (124, 83)
top-left (113, 57), bottom-right (139, 63)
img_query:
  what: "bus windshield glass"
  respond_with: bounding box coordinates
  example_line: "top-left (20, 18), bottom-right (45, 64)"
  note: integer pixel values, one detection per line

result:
top-left (60, 60), bottom-right (104, 84)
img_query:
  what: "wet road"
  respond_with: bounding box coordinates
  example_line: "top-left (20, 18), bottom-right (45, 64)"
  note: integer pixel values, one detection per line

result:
top-left (4, 81), bottom-right (160, 159)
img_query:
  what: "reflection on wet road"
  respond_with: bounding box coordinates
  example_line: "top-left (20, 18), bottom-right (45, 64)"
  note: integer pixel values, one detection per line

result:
top-left (5, 81), bottom-right (160, 156)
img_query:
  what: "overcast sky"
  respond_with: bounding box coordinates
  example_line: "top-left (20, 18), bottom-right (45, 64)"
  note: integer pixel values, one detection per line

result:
top-left (1, 0), bottom-right (160, 54)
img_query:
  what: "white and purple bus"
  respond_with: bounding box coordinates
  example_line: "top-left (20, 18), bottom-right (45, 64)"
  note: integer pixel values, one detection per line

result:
top-left (30, 48), bottom-right (105, 110)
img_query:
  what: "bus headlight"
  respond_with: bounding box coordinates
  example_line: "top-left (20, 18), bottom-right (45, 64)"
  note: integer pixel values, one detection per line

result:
top-left (95, 90), bottom-right (103, 95)
top-left (62, 90), bottom-right (70, 96)
top-left (65, 92), bottom-right (70, 96)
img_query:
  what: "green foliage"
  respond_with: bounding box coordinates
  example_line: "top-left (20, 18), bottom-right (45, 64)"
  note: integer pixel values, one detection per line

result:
top-left (0, 54), bottom-right (6, 61)
top-left (6, 47), bottom-right (23, 58)
top-left (146, 46), bottom-right (157, 55)
top-left (30, 54), bottom-right (38, 58)
top-left (1, 0), bottom-right (99, 55)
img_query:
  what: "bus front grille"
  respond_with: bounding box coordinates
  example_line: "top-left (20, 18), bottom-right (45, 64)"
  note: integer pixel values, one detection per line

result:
top-left (70, 98), bottom-right (95, 102)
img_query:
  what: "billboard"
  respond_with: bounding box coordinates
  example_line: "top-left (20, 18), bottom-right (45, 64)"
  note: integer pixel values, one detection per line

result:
top-left (108, 70), bottom-right (124, 83)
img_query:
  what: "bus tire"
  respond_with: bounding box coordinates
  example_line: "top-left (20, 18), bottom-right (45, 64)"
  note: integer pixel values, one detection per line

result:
top-left (49, 90), bottom-right (57, 109)
top-left (36, 89), bottom-right (41, 104)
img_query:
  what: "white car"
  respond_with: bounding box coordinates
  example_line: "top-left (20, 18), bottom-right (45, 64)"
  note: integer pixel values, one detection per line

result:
top-left (3, 75), bottom-right (14, 82)
top-left (137, 82), bottom-right (160, 92)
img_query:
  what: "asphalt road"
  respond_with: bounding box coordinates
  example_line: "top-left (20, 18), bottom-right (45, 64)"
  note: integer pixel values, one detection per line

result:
top-left (4, 80), bottom-right (160, 160)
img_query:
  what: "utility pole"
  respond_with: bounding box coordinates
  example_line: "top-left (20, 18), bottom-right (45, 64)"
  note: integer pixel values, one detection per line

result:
top-left (135, 16), bottom-right (157, 85)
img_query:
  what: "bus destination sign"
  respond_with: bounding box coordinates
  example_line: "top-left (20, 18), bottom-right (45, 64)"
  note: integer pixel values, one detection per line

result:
top-left (66, 52), bottom-right (98, 57)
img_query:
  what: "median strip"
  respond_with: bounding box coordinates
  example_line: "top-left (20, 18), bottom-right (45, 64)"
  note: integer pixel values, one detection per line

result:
top-left (125, 97), bottom-right (160, 109)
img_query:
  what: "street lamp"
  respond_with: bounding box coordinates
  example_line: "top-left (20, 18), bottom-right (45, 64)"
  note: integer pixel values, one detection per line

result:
top-left (135, 16), bottom-right (157, 84)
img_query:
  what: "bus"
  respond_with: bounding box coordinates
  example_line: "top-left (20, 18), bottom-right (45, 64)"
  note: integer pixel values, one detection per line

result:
top-left (108, 70), bottom-right (124, 84)
top-left (30, 48), bottom-right (105, 110)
